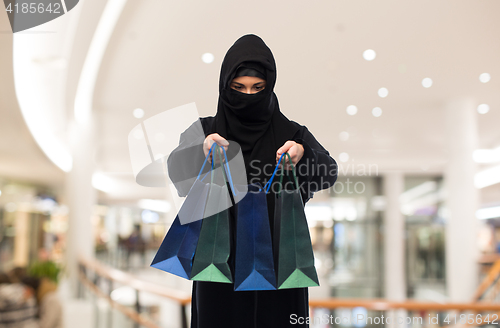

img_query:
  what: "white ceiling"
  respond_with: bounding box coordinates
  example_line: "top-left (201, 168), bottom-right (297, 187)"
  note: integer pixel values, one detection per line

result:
top-left (0, 17), bottom-right (64, 188)
top-left (1, 0), bottom-right (500, 202)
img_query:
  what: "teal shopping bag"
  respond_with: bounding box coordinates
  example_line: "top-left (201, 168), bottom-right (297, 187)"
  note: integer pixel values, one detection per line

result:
top-left (190, 146), bottom-right (235, 283)
top-left (273, 153), bottom-right (319, 289)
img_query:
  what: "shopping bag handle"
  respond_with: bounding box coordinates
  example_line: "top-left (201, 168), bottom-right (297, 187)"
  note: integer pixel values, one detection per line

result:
top-left (208, 145), bottom-right (236, 197)
top-left (264, 152), bottom-right (285, 193)
top-left (196, 143), bottom-right (217, 181)
top-left (207, 145), bottom-right (235, 196)
top-left (278, 153), bottom-right (299, 193)
top-left (264, 152), bottom-right (299, 193)
top-left (218, 145), bottom-right (236, 195)
top-left (195, 143), bottom-right (235, 196)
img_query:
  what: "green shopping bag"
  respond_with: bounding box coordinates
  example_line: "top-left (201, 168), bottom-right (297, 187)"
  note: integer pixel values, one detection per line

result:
top-left (274, 153), bottom-right (319, 289)
top-left (190, 145), bottom-right (234, 283)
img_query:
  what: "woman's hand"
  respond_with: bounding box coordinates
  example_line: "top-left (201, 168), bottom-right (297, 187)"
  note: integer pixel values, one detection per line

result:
top-left (276, 141), bottom-right (304, 170)
top-left (204, 133), bottom-right (229, 163)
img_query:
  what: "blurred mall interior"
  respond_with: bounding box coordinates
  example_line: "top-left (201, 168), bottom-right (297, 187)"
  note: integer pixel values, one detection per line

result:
top-left (1, 1), bottom-right (500, 328)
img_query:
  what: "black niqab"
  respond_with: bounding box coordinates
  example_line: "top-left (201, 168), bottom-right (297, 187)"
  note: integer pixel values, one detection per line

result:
top-left (212, 34), bottom-right (300, 185)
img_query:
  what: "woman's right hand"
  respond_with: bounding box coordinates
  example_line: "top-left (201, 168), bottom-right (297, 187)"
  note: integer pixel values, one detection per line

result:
top-left (204, 133), bottom-right (229, 163)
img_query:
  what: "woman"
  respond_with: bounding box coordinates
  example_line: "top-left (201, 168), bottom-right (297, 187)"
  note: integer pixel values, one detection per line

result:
top-left (0, 273), bottom-right (38, 328)
top-left (21, 277), bottom-right (62, 328)
top-left (168, 34), bottom-right (337, 328)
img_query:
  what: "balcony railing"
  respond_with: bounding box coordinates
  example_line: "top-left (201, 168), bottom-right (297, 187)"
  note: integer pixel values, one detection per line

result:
top-left (78, 256), bottom-right (500, 328)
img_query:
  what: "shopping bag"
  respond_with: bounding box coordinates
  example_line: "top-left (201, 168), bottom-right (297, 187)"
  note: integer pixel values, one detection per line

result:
top-left (190, 146), bottom-right (234, 283)
top-left (150, 144), bottom-right (216, 279)
top-left (274, 153), bottom-right (319, 289)
top-left (233, 183), bottom-right (277, 291)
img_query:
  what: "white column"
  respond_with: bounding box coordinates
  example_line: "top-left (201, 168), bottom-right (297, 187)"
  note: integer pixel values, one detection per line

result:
top-left (384, 172), bottom-right (406, 300)
top-left (13, 211), bottom-right (30, 267)
top-left (444, 98), bottom-right (479, 302)
top-left (383, 172), bottom-right (406, 327)
top-left (65, 119), bottom-right (97, 297)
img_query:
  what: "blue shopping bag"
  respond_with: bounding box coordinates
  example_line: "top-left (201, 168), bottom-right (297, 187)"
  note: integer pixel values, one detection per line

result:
top-left (150, 144), bottom-right (216, 279)
top-left (234, 182), bottom-right (277, 291)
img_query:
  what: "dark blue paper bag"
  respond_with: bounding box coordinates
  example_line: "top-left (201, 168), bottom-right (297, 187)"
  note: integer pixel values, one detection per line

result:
top-left (150, 144), bottom-right (216, 279)
top-left (234, 183), bottom-right (277, 291)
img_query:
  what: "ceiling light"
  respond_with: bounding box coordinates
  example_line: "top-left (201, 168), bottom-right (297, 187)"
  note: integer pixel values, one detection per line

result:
top-left (305, 205), bottom-right (333, 226)
top-left (473, 148), bottom-right (500, 163)
top-left (339, 152), bottom-right (349, 162)
top-left (5, 202), bottom-right (17, 213)
top-left (339, 131), bottom-right (349, 141)
top-left (372, 107), bottom-right (382, 117)
top-left (475, 165), bottom-right (500, 188)
top-left (323, 220), bottom-right (333, 228)
top-left (477, 104), bottom-right (490, 114)
top-left (476, 206), bottom-right (500, 220)
top-left (110, 286), bottom-right (135, 303)
top-left (141, 209), bottom-right (159, 223)
top-left (400, 191), bottom-right (443, 216)
top-left (133, 108), bottom-right (144, 118)
top-left (138, 199), bottom-right (171, 213)
top-left (399, 181), bottom-right (437, 204)
top-left (422, 78), bottom-right (433, 88)
top-left (346, 105), bottom-right (358, 115)
top-left (92, 172), bottom-right (114, 193)
top-left (479, 73), bottom-right (491, 83)
top-left (378, 88), bottom-right (388, 98)
top-left (363, 49), bottom-right (376, 61)
top-left (371, 196), bottom-right (386, 211)
top-left (202, 53), bottom-right (214, 64)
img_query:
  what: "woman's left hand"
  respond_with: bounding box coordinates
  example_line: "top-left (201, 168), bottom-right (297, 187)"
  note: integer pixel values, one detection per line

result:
top-left (276, 141), bottom-right (304, 170)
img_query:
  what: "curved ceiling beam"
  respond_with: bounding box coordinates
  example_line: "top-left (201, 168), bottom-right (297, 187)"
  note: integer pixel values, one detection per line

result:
top-left (74, 0), bottom-right (128, 125)
top-left (12, 9), bottom-right (82, 172)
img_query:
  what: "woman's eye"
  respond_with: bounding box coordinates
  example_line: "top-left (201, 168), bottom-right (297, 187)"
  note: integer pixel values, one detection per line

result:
top-left (232, 85), bottom-right (242, 89)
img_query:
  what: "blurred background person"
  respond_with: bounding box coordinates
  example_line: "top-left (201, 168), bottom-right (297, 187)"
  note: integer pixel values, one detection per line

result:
top-left (0, 273), bottom-right (38, 328)
top-left (21, 277), bottom-right (62, 328)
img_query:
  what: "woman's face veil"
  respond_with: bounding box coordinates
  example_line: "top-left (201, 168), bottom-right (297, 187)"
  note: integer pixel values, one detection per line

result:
top-left (217, 35), bottom-right (278, 125)
top-left (219, 34), bottom-right (277, 96)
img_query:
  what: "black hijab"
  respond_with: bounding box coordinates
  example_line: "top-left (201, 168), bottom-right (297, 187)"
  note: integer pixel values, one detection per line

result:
top-left (211, 34), bottom-right (300, 185)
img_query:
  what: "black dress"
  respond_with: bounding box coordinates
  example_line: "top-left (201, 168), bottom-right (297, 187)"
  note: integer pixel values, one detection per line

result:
top-left (167, 116), bottom-right (337, 328)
